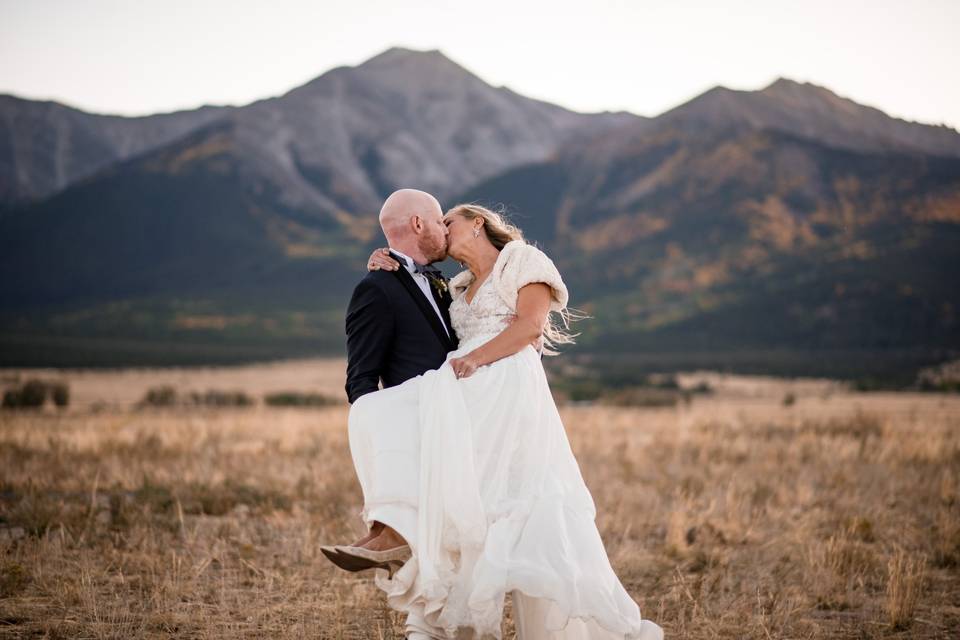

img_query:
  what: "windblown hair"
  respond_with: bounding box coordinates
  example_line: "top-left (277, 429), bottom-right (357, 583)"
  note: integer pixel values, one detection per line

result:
top-left (444, 203), bottom-right (586, 355)
top-left (444, 203), bottom-right (525, 249)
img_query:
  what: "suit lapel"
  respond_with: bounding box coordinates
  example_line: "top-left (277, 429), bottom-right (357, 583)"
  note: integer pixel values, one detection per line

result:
top-left (430, 282), bottom-right (455, 341)
top-left (392, 267), bottom-right (455, 350)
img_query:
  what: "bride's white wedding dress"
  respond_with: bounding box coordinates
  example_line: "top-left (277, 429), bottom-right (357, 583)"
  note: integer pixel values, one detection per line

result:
top-left (348, 240), bottom-right (663, 639)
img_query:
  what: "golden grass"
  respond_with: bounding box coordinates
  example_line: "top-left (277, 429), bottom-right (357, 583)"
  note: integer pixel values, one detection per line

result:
top-left (1, 363), bottom-right (959, 638)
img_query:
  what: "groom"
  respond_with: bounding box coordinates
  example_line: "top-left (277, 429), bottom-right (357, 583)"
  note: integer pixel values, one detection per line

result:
top-left (324, 187), bottom-right (456, 559)
top-left (344, 188), bottom-right (456, 405)
top-left (324, 188), bottom-right (457, 639)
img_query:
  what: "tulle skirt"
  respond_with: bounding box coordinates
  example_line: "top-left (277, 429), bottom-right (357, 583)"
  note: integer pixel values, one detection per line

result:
top-left (348, 334), bottom-right (663, 640)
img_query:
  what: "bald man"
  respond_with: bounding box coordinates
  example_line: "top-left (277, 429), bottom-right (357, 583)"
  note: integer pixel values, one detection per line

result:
top-left (328, 189), bottom-right (460, 638)
top-left (343, 189), bottom-right (456, 403)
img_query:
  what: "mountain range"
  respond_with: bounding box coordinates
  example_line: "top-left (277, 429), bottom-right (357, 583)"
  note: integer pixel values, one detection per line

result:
top-left (1, 47), bottom-right (958, 382)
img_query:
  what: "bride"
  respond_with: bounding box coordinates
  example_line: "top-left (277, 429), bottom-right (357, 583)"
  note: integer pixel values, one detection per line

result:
top-left (333, 204), bottom-right (662, 640)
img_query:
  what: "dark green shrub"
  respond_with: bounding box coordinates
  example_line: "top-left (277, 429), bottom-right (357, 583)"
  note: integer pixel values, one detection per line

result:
top-left (601, 386), bottom-right (679, 407)
top-left (139, 386), bottom-right (254, 408)
top-left (50, 382), bottom-right (70, 407)
top-left (1, 379), bottom-right (57, 409)
top-left (690, 381), bottom-right (713, 394)
top-left (141, 386), bottom-right (178, 407)
top-left (646, 374), bottom-right (680, 390)
top-left (189, 390), bottom-right (254, 407)
top-left (18, 380), bottom-right (47, 407)
top-left (264, 391), bottom-right (337, 407)
top-left (556, 380), bottom-right (605, 403)
top-left (2, 389), bottom-right (21, 409)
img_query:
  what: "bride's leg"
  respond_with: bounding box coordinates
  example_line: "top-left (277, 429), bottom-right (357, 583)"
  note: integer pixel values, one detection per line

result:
top-left (348, 520), bottom-right (384, 547)
top-left (512, 590), bottom-right (546, 640)
top-left (405, 608), bottom-right (447, 639)
top-left (513, 591), bottom-right (593, 640)
top-left (361, 522), bottom-right (409, 551)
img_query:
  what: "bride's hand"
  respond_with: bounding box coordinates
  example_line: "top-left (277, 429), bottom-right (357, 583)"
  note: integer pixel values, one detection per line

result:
top-left (450, 354), bottom-right (480, 379)
top-left (367, 248), bottom-right (400, 271)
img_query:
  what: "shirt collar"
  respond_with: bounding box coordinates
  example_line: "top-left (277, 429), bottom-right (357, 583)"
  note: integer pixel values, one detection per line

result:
top-left (388, 248), bottom-right (417, 274)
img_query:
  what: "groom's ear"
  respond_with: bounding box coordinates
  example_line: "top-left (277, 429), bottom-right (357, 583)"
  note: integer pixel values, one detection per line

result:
top-left (410, 214), bottom-right (423, 234)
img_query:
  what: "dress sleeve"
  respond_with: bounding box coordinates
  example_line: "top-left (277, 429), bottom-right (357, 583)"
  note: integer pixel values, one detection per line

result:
top-left (503, 242), bottom-right (569, 312)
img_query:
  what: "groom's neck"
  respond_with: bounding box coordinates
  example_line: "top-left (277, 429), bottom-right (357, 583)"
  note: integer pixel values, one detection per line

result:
top-left (387, 241), bottom-right (428, 265)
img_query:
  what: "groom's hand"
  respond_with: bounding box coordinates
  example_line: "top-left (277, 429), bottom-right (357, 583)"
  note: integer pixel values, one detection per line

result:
top-left (368, 248), bottom-right (400, 271)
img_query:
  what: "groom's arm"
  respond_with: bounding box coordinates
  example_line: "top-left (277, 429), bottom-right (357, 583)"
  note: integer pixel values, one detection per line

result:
top-left (345, 279), bottom-right (395, 404)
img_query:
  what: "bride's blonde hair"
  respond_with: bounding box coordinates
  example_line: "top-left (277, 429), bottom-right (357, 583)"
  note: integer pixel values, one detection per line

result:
top-left (444, 203), bottom-right (585, 355)
top-left (444, 203), bottom-right (524, 249)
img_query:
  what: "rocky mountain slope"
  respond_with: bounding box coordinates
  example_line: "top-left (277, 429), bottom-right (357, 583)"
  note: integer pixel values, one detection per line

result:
top-left (1, 48), bottom-right (957, 379)
top-left (0, 95), bottom-right (234, 205)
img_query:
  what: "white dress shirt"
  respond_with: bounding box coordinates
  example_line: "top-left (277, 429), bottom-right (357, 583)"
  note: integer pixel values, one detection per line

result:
top-left (390, 249), bottom-right (450, 337)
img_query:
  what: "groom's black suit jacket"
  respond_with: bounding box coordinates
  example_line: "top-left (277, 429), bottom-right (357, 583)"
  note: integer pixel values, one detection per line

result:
top-left (345, 263), bottom-right (459, 404)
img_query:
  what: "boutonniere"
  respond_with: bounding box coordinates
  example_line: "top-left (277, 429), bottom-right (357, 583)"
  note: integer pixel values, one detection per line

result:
top-left (426, 273), bottom-right (448, 296)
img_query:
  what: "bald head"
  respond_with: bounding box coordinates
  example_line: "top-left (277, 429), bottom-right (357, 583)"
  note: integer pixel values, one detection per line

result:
top-left (378, 189), bottom-right (448, 263)
top-left (379, 189), bottom-right (442, 236)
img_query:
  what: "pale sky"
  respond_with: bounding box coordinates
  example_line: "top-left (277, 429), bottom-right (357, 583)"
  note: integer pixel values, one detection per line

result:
top-left (1, 0), bottom-right (958, 129)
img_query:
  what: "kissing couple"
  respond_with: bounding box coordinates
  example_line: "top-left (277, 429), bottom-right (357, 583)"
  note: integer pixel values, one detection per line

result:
top-left (323, 189), bottom-right (663, 640)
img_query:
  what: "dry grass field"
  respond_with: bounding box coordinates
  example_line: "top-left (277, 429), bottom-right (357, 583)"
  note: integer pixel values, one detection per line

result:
top-left (1, 359), bottom-right (958, 638)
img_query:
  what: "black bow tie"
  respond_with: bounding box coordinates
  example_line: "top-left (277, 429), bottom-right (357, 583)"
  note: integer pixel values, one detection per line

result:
top-left (413, 262), bottom-right (443, 278)
top-left (390, 250), bottom-right (442, 278)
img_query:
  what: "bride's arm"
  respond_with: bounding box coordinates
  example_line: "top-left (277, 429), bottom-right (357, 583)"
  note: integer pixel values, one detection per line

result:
top-left (449, 283), bottom-right (551, 379)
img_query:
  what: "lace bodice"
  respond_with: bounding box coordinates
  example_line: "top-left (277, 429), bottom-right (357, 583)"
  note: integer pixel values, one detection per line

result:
top-left (449, 276), bottom-right (514, 345)
top-left (447, 241), bottom-right (569, 348)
